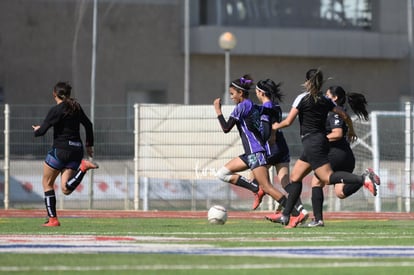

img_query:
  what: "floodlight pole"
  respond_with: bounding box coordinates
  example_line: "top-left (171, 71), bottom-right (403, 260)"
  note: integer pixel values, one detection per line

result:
top-left (184, 0), bottom-right (190, 104)
top-left (218, 32), bottom-right (237, 105)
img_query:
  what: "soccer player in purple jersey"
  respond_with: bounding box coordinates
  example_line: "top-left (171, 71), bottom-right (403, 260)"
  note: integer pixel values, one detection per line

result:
top-left (213, 75), bottom-right (289, 210)
top-left (254, 79), bottom-right (309, 225)
top-left (32, 82), bottom-right (98, 226)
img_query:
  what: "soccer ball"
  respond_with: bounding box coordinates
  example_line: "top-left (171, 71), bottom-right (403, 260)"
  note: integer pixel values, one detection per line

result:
top-left (207, 205), bottom-right (227, 225)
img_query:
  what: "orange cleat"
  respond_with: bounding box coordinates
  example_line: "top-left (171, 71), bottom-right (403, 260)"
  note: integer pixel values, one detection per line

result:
top-left (285, 211), bottom-right (309, 228)
top-left (265, 212), bottom-right (283, 223)
top-left (252, 187), bottom-right (265, 210)
top-left (80, 159), bottom-right (99, 173)
top-left (42, 217), bottom-right (60, 227)
top-left (364, 181), bottom-right (377, 196)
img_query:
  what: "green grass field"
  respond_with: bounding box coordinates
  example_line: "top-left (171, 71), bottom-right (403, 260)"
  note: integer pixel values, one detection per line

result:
top-left (1, 216), bottom-right (414, 274)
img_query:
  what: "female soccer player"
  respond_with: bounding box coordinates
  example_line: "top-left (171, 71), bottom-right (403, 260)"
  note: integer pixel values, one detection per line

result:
top-left (307, 85), bottom-right (374, 227)
top-left (213, 75), bottom-right (288, 210)
top-left (271, 69), bottom-right (380, 227)
top-left (32, 82), bottom-right (99, 226)
top-left (254, 79), bottom-right (308, 223)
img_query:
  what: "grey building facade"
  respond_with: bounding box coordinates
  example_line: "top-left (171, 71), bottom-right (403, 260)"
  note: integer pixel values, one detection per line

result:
top-left (0, 0), bottom-right (412, 157)
top-left (0, 0), bottom-right (412, 107)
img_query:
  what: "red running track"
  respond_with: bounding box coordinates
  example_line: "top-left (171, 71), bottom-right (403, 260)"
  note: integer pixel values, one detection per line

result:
top-left (0, 209), bottom-right (413, 220)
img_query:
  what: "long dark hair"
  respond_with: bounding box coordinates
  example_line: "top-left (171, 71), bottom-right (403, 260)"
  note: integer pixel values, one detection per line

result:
top-left (54, 82), bottom-right (80, 115)
top-left (328, 85), bottom-right (369, 121)
top-left (256, 78), bottom-right (283, 104)
top-left (305, 69), bottom-right (324, 100)
top-left (230, 74), bottom-right (254, 98)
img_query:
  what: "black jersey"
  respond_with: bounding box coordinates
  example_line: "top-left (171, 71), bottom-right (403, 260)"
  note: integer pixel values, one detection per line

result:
top-left (34, 102), bottom-right (93, 150)
top-left (326, 111), bottom-right (350, 149)
top-left (292, 91), bottom-right (336, 137)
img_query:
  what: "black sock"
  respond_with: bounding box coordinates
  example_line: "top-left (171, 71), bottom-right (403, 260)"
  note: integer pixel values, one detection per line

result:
top-left (44, 190), bottom-right (57, 218)
top-left (66, 169), bottom-right (86, 191)
top-left (235, 176), bottom-right (259, 193)
top-left (282, 181), bottom-right (302, 216)
top-left (342, 183), bottom-right (363, 198)
top-left (311, 187), bottom-right (324, 221)
top-left (277, 196), bottom-right (287, 208)
top-left (284, 183), bottom-right (301, 216)
top-left (329, 171), bottom-right (364, 185)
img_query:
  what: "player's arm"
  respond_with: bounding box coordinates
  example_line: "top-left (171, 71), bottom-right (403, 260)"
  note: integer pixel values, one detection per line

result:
top-left (79, 106), bottom-right (94, 158)
top-left (333, 106), bottom-right (357, 143)
top-left (272, 107), bottom-right (298, 130)
top-left (214, 97), bottom-right (236, 133)
top-left (260, 107), bottom-right (274, 141)
top-left (327, 114), bottom-right (344, 142)
top-left (32, 108), bottom-right (58, 137)
top-left (327, 128), bottom-right (343, 142)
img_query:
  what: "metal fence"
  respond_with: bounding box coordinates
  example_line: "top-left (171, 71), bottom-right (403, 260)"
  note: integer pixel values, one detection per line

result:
top-left (0, 103), bottom-right (413, 212)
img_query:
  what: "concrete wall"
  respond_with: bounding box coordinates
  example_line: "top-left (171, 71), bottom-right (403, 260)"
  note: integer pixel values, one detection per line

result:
top-left (0, 0), bottom-right (411, 112)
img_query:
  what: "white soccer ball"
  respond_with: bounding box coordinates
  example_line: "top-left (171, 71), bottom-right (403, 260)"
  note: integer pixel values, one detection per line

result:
top-left (207, 205), bottom-right (227, 225)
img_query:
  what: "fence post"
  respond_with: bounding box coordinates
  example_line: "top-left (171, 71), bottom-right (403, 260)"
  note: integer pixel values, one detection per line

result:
top-left (3, 104), bottom-right (9, 210)
top-left (405, 102), bottom-right (412, 213)
top-left (371, 111), bottom-right (381, 212)
top-left (134, 103), bottom-right (140, 210)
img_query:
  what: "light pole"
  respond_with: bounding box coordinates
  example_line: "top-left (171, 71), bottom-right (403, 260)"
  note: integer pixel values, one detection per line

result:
top-left (218, 32), bottom-right (237, 105)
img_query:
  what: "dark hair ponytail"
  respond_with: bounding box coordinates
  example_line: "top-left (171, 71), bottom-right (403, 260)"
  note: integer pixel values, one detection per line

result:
top-left (347, 92), bottom-right (369, 121)
top-left (305, 69), bottom-right (324, 98)
top-left (256, 79), bottom-right (283, 104)
top-left (328, 85), bottom-right (369, 121)
top-left (54, 81), bottom-right (80, 115)
top-left (230, 74), bottom-right (254, 98)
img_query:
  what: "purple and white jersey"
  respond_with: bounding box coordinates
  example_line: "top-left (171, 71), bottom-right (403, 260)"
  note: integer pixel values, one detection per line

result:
top-left (230, 99), bottom-right (266, 154)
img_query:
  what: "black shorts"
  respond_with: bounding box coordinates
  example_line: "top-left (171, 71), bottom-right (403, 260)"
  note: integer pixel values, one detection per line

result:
top-left (45, 147), bottom-right (84, 170)
top-left (299, 132), bottom-right (330, 170)
top-left (329, 146), bottom-right (355, 172)
top-left (267, 143), bottom-right (290, 165)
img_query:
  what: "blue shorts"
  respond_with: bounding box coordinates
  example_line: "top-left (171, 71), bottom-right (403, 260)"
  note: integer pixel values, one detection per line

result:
top-left (45, 148), bottom-right (83, 170)
top-left (239, 152), bottom-right (268, 170)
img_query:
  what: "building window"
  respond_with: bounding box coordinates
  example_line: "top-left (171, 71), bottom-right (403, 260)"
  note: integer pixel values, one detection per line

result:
top-left (199, 0), bottom-right (372, 30)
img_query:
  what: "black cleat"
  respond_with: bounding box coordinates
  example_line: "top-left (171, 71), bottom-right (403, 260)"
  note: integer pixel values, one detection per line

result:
top-left (274, 214), bottom-right (289, 225)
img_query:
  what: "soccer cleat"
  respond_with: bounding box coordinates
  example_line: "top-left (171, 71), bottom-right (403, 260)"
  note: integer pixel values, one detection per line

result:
top-left (265, 212), bottom-right (283, 223)
top-left (363, 168), bottom-right (380, 196)
top-left (273, 214), bottom-right (289, 225)
top-left (364, 181), bottom-right (377, 196)
top-left (307, 219), bottom-right (324, 227)
top-left (364, 168), bottom-right (381, 185)
top-left (42, 217), bottom-right (60, 227)
top-left (300, 209), bottom-right (309, 223)
top-left (275, 203), bottom-right (283, 214)
top-left (80, 159), bottom-right (99, 173)
top-left (285, 211), bottom-right (309, 228)
top-left (252, 187), bottom-right (265, 210)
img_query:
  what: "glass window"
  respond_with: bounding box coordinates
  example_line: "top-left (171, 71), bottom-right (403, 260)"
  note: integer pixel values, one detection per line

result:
top-left (199, 0), bottom-right (372, 30)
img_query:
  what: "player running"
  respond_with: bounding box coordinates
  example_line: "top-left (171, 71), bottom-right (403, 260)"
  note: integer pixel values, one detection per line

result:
top-left (307, 85), bottom-right (375, 227)
top-left (33, 82), bottom-right (98, 226)
top-left (254, 78), bottom-right (309, 225)
top-left (271, 69), bottom-right (380, 228)
top-left (213, 75), bottom-right (288, 210)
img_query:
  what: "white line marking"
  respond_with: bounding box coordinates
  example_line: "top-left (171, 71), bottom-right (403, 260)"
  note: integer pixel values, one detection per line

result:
top-left (1, 262), bottom-right (414, 272)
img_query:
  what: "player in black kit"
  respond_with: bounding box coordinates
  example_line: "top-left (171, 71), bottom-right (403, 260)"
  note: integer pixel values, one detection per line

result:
top-left (272, 69), bottom-right (380, 228)
top-left (308, 85), bottom-right (373, 227)
top-left (32, 82), bottom-right (98, 226)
